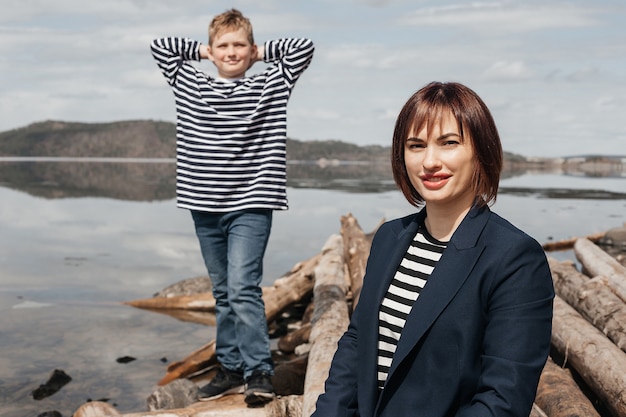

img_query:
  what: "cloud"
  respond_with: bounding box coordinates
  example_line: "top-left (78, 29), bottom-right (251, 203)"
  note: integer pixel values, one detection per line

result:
top-left (352, 0), bottom-right (398, 6)
top-left (545, 66), bottom-right (607, 83)
top-left (565, 66), bottom-right (603, 82)
top-left (483, 60), bottom-right (535, 82)
top-left (397, 2), bottom-right (601, 33)
top-left (593, 95), bottom-right (626, 111)
top-left (290, 107), bottom-right (342, 121)
top-left (324, 43), bottom-right (405, 70)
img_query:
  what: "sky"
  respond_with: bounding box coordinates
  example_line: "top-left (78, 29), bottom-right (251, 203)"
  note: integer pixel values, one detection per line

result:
top-left (1, 0), bottom-right (625, 158)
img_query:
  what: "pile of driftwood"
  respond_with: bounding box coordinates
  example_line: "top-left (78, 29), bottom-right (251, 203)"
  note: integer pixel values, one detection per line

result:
top-left (74, 215), bottom-right (626, 417)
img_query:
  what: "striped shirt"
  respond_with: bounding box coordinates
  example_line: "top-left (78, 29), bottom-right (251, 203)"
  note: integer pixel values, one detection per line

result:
top-left (377, 226), bottom-right (447, 390)
top-left (150, 37), bottom-right (314, 212)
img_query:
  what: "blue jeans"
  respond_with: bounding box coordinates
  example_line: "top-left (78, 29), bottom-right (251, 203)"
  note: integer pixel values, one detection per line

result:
top-left (190, 209), bottom-right (274, 378)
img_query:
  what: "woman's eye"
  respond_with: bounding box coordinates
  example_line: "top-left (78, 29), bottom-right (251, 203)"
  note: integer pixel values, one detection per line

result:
top-left (407, 143), bottom-right (424, 149)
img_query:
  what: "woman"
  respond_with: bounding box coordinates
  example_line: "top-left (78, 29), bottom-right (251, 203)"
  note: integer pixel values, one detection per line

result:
top-left (312, 82), bottom-right (554, 417)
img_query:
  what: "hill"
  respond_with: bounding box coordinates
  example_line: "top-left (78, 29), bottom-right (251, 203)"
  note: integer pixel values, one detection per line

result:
top-left (0, 120), bottom-right (389, 162)
top-left (0, 119), bottom-right (544, 164)
top-left (0, 120), bottom-right (175, 158)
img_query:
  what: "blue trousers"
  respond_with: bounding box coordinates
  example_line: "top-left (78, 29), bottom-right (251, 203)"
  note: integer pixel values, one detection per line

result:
top-left (190, 209), bottom-right (274, 378)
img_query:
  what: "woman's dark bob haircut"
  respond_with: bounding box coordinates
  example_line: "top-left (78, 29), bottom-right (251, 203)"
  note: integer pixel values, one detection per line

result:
top-left (391, 81), bottom-right (503, 207)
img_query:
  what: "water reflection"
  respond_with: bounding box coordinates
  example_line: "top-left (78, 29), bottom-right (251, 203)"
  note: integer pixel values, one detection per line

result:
top-left (1, 159), bottom-right (624, 200)
top-left (0, 160), bottom-right (176, 201)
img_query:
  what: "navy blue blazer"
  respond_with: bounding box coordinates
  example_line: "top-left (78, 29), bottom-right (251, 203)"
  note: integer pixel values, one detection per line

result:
top-left (312, 205), bottom-right (554, 417)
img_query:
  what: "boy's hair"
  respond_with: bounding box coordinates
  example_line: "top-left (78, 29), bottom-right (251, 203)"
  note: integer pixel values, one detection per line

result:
top-left (209, 8), bottom-right (254, 46)
top-left (391, 81), bottom-right (503, 208)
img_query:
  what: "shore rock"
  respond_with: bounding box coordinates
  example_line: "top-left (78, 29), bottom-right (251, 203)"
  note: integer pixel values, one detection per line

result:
top-left (599, 226), bottom-right (626, 248)
top-left (598, 225), bottom-right (626, 266)
top-left (154, 276), bottom-right (212, 298)
top-left (147, 378), bottom-right (199, 411)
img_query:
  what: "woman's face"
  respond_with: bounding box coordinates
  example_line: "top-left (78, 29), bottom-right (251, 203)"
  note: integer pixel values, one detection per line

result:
top-left (404, 111), bottom-right (477, 211)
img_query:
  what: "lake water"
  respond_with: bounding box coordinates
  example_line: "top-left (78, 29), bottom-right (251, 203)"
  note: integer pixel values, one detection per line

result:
top-left (0, 161), bottom-right (624, 417)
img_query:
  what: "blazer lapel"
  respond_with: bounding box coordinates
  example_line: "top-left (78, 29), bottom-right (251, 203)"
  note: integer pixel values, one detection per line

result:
top-left (384, 205), bottom-right (491, 387)
top-left (359, 211), bottom-right (422, 417)
top-left (370, 213), bottom-right (423, 306)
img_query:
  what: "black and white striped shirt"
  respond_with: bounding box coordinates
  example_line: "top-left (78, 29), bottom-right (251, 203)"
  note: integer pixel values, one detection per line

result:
top-left (377, 226), bottom-right (447, 390)
top-left (150, 37), bottom-right (314, 212)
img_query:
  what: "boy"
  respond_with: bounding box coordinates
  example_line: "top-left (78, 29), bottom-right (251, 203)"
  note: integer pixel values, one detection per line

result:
top-left (150, 9), bottom-right (314, 406)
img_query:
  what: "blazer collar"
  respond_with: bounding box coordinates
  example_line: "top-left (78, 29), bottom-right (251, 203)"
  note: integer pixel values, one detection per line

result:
top-left (391, 204), bottom-right (490, 246)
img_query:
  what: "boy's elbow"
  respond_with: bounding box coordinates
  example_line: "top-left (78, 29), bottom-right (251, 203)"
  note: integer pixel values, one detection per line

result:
top-left (302, 39), bottom-right (315, 57)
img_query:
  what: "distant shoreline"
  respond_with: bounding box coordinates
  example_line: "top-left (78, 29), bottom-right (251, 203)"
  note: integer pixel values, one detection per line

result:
top-left (0, 156), bottom-right (175, 163)
top-left (1, 120), bottom-right (625, 179)
top-left (1, 156), bottom-right (624, 179)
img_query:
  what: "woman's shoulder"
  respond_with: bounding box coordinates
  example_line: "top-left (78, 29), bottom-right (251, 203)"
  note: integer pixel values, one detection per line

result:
top-left (484, 210), bottom-right (544, 251)
top-left (372, 211), bottom-right (423, 241)
top-left (383, 211), bottom-right (422, 228)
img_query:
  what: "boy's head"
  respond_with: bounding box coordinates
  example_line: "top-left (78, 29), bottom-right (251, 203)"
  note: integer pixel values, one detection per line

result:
top-left (209, 8), bottom-right (254, 46)
top-left (207, 8), bottom-right (258, 79)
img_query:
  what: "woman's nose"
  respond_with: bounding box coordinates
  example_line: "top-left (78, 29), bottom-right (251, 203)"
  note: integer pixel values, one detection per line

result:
top-left (422, 146), bottom-right (441, 170)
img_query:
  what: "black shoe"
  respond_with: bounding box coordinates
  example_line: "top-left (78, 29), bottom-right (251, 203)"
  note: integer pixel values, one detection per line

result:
top-left (244, 370), bottom-right (275, 406)
top-left (197, 367), bottom-right (245, 401)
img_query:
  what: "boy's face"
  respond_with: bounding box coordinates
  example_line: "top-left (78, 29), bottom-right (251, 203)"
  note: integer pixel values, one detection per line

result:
top-left (208, 28), bottom-right (257, 79)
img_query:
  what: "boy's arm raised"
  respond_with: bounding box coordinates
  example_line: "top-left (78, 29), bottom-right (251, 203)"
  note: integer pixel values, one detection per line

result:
top-left (150, 37), bottom-right (202, 86)
top-left (263, 38), bottom-right (314, 88)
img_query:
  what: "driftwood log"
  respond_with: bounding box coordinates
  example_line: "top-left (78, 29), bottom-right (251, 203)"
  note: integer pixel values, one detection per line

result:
top-left (159, 340), bottom-right (217, 386)
top-left (550, 295), bottom-right (626, 417)
top-left (125, 253), bottom-right (321, 324)
top-left (548, 258), bottom-right (626, 352)
top-left (575, 237), bottom-right (626, 303)
top-left (278, 323), bottom-right (312, 354)
top-left (541, 231), bottom-right (606, 252)
top-left (125, 292), bottom-right (217, 311)
top-left (75, 396), bottom-right (304, 417)
top-left (535, 357), bottom-right (601, 417)
top-left (339, 213), bottom-right (378, 308)
top-left (529, 404), bottom-right (548, 417)
top-left (301, 234), bottom-right (350, 417)
top-left (74, 401), bottom-right (122, 417)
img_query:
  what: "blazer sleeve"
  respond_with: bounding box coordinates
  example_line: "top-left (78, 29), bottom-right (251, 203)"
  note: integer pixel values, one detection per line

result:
top-left (456, 234), bottom-right (554, 417)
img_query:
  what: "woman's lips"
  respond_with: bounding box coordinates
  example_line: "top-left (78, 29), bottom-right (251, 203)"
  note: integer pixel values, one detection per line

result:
top-left (420, 175), bottom-right (450, 190)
